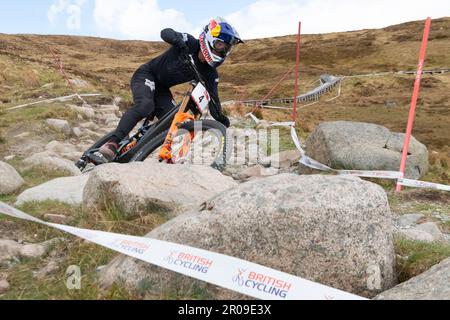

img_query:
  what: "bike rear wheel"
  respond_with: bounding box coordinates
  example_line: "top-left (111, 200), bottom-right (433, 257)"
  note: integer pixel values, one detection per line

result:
top-left (130, 120), bottom-right (227, 170)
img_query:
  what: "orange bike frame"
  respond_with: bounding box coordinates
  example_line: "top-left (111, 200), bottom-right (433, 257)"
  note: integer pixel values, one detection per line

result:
top-left (159, 86), bottom-right (199, 163)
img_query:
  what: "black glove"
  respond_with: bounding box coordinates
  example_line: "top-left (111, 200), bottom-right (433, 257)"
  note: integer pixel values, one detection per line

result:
top-left (173, 34), bottom-right (189, 53)
top-left (219, 115), bottom-right (231, 128)
top-left (161, 29), bottom-right (189, 53)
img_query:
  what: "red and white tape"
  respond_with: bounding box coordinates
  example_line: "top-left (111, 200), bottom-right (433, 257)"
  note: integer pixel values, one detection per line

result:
top-left (290, 125), bottom-right (449, 191)
top-left (0, 201), bottom-right (366, 301)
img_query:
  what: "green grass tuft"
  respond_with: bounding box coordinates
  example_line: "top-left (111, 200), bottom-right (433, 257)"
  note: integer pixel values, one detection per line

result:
top-left (395, 237), bottom-right (450, 283)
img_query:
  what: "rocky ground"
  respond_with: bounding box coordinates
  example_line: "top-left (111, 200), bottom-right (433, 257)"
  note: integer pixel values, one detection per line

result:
top-left (0, 97), bottom-right (449, 300)
top-left (0, 18), bottom-right (449, 300)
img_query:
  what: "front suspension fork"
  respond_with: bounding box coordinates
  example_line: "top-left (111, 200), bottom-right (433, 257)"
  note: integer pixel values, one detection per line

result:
top-left (159, 90), bottom-right (197, 163)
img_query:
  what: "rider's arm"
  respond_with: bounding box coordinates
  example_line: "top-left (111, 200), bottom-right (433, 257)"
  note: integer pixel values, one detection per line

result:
top-left (206, 74), bottom-right (230, 128)
top-left (160, 28), bottom-right (188, 51)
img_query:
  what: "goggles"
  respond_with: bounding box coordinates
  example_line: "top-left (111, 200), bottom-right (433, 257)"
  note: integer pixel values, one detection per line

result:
top-left (212, 39), bottom-right (233, 57)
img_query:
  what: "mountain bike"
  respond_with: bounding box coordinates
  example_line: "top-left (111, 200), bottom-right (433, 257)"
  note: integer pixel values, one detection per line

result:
top-left (75, 54), bottom-right (228, 173)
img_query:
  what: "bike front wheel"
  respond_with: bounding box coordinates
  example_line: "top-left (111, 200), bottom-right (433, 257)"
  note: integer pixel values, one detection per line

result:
top-left (130, 120), bottom-right (228, 170)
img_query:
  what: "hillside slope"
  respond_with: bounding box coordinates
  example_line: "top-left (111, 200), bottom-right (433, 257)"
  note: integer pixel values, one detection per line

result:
top-left (0, 18), bottom-right (449, 301)
top-left (0, 17), bottom-right (449, 170)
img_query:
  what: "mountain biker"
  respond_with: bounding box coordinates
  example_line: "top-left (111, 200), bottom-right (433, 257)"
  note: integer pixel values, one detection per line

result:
top-left (97, 17), bottom-right (244, 163)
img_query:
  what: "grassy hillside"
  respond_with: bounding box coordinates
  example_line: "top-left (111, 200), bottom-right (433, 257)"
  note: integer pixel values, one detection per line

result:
top-left (0, 17), bottom-right (449, 173)
top-left (0, 18), bottom-right (449, 300)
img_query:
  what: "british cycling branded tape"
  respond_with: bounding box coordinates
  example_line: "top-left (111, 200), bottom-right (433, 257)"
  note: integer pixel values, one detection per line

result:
top-left (337, 169), bottom-right (404, 180)
top-left (290, 124), bottom-right (449, 191)
top-left (398, 178), bottom-right (450, 192)
top-left (0, 201), bottom-right (366, 301)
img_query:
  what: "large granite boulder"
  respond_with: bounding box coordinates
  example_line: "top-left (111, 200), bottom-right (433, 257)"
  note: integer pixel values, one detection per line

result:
top-left (304, 121), bottom-right (429, 179)
top-left (99, 174), bottom-right (397, 299)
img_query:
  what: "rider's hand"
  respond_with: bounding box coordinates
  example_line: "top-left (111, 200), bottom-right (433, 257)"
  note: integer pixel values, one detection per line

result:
top-left (219, 115), bottom-right (231, 128)
top-left (173, 34), bottom-right (189, 53)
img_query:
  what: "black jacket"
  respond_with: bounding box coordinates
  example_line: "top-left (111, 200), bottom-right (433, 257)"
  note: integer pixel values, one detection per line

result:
top-left (139, 28), bottom-right (227, 126)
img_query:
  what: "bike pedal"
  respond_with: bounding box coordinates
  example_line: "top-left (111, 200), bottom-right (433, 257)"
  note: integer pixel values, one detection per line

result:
top-left (75, 159), bottom-right (87, 170)
top-left (87, 152), bottom-right (111, 165)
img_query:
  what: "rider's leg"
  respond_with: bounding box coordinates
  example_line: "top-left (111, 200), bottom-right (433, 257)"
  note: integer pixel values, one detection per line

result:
top-left (98, 73), bottom-right (157, 162)
top-left (154, 92), bottom-right (176, 119)
top-left (112, 75), bottom-right (157, 143)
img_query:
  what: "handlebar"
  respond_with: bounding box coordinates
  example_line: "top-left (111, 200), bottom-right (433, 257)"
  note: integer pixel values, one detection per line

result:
top-left (182, 53), bottom-right (220, 110)
top-left (182, 53), bottom-right (205, 86)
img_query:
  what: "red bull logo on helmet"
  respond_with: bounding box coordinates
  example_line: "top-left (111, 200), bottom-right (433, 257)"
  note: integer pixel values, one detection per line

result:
top-left (232, 269), bottom-right (293, 299)
top-left (199, 32), bottom-right (213, 64)
top-left (209, 19), bottom-right (221, 37)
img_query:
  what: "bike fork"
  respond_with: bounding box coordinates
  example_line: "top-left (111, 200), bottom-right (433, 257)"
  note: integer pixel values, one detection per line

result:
top-left (159, 88), bottom-right (196, 163)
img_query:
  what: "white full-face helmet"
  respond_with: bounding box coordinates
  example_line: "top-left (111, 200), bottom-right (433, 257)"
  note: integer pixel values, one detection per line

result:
top-left (199, 17), bottom-right (244, 68)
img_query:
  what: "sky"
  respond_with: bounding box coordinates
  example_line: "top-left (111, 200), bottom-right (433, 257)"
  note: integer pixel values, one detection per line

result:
top-left (0, 0), bottom-right (449, 40)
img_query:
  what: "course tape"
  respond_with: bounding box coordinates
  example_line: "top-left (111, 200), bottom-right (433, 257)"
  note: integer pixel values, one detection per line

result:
top-left (398, 178), bottom-right (450, 192)
top-left (290, 126), bottom-right (450, 190)
top-left (0, 201), bottom-right (366, 301)
top-left (292, 128), bottom-right (402, 179)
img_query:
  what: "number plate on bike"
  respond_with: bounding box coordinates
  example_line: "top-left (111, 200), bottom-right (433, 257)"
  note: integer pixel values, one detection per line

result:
top-left (191, 82), bottom-right (211, 115)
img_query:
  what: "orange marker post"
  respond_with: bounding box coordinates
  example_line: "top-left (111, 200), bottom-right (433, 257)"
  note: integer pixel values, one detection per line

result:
top-left (396, 17), bottom-right (432, 192)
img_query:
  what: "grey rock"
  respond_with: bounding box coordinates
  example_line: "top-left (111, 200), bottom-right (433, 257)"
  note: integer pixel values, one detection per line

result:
top-left (416, 223), bottom-right (445, 242)
top-left (69, 78), bottom-right (89, 88)
top-left (396, 228), bottom-right (435, 243)
top-left (20, 239), bottom-right (61, 259)
top-left (376, 258), bottom-right (450, 300)
top-left (0, 162), bottom-right (25, 195)
top-left (16, 175), bottom-right (89, 206)
top-left (397, 214), bottom-right (425, 227)
top-left (234, 165), bottom-right (280, 181)
top-left (236, 165), bottom-right (264, 179)
top-left (256, 120), bottom-right (271, 130)
top-left (113, 97), bottom-right (122, 107)
top-left (304, 121), bottom-right (429, 179)
top-left (258, 156), bottom-right (272, 168)
top-left (46, 119), bottom-right (71, 136)
top-left (82, 128), bottom-right (103, 139)
top-left (384, 100), bottom-right (397, 108)
top-left (97, 105), bottom-right (121, 117)
top-left (43, 214), bottom-right (69, 224)
top-left (0, 240), bottom-right (22, 262)
top-left (102, 114), bottom-right (120, 124)
top-left (80, 122), bottom-right (99, 131)
top-left (221, 166), bottom-right (240, 177)
top-left (266, 150), bottom-right (301, 169)
top-left (72, 127), bottom-right (83, 138)
top-left (20, 244), bottom-right (47, 258)
top-left (14, 132), bottom-right (31, 139)
top-left (105, 120), bottom-right (119, 128)
top-left (0, 239), bottom-right (59, 262)
top-left (444, 234), bottom-right (450, 243)
top-left (99, 174), bottom-right (396, 299)
top-left (83, 162), bottom-right (237, 218)
top-left (45, 141), bottom-right (82, 161)
top-left (431, 212), bottom-right (450, 223)
top-left (23, 152), bottom-right (81, 176)
top-left (261, 167), bottom-right (280, 176)
top-left (0, 280), bottom-right (9, 294)
top-left (68, 105), bottom-right (95, 119)
top-left (33, 261), bottom-right (60, 280)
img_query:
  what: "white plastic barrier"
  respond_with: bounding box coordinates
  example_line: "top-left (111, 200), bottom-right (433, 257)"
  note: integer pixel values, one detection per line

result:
top-left (0, 201), bottom-right (366, 301)
top-left (289, 125), bottom-right (450, 191)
